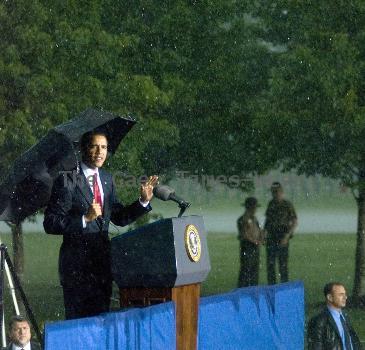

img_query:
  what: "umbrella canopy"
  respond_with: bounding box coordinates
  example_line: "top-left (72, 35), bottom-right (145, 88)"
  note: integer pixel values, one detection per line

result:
top-left (0, 108), bottom-right (136, 223)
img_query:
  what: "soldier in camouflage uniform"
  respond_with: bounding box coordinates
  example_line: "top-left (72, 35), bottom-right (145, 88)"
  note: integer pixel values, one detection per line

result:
top-left (264, 182), bottom-right (297, 285)
top-left (237, 197), bottom-right (265, 287)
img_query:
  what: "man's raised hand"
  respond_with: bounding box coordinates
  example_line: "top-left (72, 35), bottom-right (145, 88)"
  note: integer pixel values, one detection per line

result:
top-left (140, 175), bottom-right (159, 202)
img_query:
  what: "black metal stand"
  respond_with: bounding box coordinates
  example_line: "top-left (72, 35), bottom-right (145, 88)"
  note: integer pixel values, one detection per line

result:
top-left (0, 243), bottom-right (5, 347)
top-left (177, 201), bottom-right (191, 218)
top-left (0, 244), bottom-right (43, 346)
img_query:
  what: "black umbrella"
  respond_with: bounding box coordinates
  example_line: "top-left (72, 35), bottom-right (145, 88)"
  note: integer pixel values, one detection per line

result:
top-left (0, 108), bottom-right (136, 223)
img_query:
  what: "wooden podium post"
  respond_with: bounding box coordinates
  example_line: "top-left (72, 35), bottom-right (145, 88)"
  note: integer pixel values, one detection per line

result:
top-left (119, 283), bottom-right (200, 350)
top-left (172, 284), bottom-right (200, 350)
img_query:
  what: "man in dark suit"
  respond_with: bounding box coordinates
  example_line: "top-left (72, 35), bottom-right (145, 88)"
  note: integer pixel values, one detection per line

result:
top-left (308, 282), bottom-right (363, 350)
top-left (5, 315), bottom-right (41, 350)
top-left (43, 131), bottom-right (158, 320)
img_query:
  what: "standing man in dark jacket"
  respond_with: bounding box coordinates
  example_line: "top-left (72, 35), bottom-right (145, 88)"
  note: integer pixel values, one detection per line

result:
top-left (264, 182), bottom-right (297, 284)
top-left (308, 282), bottom-right (363, 350)
top-left (43, 130), bottom-right (158, 320)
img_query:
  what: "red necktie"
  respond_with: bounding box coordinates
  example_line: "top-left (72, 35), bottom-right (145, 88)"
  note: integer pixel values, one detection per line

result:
top-left (93, 173), bottom-right (103, 209)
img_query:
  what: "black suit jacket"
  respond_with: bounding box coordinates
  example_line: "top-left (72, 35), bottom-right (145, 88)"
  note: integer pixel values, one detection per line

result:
top-left (5, 340), bottom-right (41, 349)
top-left (43, 168), bottom-right (151, 287)
top-left (307, 308), bottom-right (363, 350)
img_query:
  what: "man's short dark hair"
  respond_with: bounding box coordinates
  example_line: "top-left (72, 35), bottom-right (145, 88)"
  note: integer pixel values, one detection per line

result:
top-left (80, 130), bottom-right (108, 155)
top-left (8, 315), bottom-right (29, 330)
top-left (323, 282), bottom-right (344, 297)
top-left (244, 197), bottom-right (259, 209)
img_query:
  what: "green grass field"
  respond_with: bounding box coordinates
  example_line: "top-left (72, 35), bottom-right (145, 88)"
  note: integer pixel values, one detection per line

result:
top-left (0, 232), bottom-right (364, 343)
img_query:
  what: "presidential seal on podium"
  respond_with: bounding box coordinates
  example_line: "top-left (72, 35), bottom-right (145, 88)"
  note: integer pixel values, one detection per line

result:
top-left (185, 224), bottom-right (201, 262)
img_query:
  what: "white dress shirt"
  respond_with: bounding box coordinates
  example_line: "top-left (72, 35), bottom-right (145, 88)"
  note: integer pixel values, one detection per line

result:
top-left (81, 162), bottom-right (105, 204)
top-left (12, 341), bottom-right (31, 350)
top-left (80, 162), bottom-right (149, 228)
top-left (81, 162), bottom-right (104, 228)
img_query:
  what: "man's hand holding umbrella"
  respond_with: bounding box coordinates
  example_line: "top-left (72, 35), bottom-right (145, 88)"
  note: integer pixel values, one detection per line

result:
top-left (85, 199), bottom-right (103, 223)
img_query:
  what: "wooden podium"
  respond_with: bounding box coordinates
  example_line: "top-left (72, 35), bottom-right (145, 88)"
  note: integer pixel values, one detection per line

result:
top-left (111, 215), bottom-right (210, 350)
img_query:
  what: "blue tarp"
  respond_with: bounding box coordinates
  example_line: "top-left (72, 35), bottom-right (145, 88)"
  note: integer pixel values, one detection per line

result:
top-left (44, 281), bottom-right (304, 350)
top-left (198, 281), bottom-right (304, 349)
top-left (44, 302), bottom-right (175, 350)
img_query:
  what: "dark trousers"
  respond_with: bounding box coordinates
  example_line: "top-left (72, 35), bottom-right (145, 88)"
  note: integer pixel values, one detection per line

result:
top-left (63, 281), bottom-right (112, 320)
top-left (238, 240), bottom-right (260, 287)
top-left (266, 240), bottom-right (289, 285)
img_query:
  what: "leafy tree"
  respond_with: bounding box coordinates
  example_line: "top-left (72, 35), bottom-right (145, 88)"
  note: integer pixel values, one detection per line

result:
top-left (0, 0), bottom-right (178, 173)
top-left (248, 1), bottom-right (365, 304)
top-left (103, 1), bottom-right (274, 185)
top-left (0, 0), bottom-right (178, 271)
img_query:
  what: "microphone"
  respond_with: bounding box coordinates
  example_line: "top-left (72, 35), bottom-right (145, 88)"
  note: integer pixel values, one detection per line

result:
top-left (153, 185), bottom-right (191, 209)
top-left (153, 185), bottom-right (174, 201)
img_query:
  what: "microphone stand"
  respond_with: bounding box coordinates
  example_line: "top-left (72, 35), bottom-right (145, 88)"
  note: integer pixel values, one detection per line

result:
top-left (177, 201), bottom-right (191, 218)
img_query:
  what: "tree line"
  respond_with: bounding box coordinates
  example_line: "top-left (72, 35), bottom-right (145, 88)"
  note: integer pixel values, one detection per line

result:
top-left (1, 1), bottom-right (365, 305)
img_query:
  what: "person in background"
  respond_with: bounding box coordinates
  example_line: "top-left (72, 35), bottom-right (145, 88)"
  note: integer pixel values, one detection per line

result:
top-left (308, 282), bottom-right (363, 350)
top-left (5, 315), bottom-right (41, 350)
top-left (237, 197), bottom-right (265, 287)
top-left (264, 182), bottom-right (297, 284)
